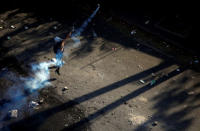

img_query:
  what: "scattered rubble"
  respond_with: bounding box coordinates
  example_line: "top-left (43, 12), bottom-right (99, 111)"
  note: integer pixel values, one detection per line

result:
top-left (152, 121), bottom-right (158, 126)
top-left (130, 30), bottom-right (136, 35)
top-left (30, 101), bottom-right (39, 109)
top-left (139, 80), bottom-right (145, 84)
top-left (137, 43), bottom-right (140, 46)
top-left (129, 114), bottom-right (147, 125)
top-left (150, 80), bottom-right (156, 85)
top-left (151, 73), bottom-right (156, 77)
top-left (194, 60), bottom-right (199, 64)
top-left (54, 36), bottom-right (63, 43)
top-left (145, 20), bottom-right (150, 25)
top-left (92, 29), bottom-right (97, 38)
top-left (106, 17), bottom-right (112, 22)
top-left (187, 91), bottom-right (195, 95)
top-left (53, 26), bottom-right (57, 30)
top-left (24, 26), bottom-right (29, 30)
top-left (112, 47), bottom-right (117, 51)
top-left (137, 65), bottom-right (143, 70)
top-left (9, 109), bottom-right (18, 118)
top-left (62, 86), bottom-right (69, 91)
top-left (10, 25), bottom-right (16, 29)
top-left (38, 98), bottom-right (44, 104)
top-left (7, 36), bottom-right (11, 40)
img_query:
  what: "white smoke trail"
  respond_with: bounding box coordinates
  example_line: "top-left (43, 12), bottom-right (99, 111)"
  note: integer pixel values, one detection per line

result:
top-left (23, 61), bottom-right (56, 92)
top-left (70, 4), bottom-right (100, 48)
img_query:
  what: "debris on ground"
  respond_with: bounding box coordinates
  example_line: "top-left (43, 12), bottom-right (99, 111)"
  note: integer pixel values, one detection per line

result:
top-left (7, 36), bottom-right (11, 40)
top-left (137, 65), bottom-right (143, 70)
top-left (152, 121), bottom-right (158, 126)
top-left (112, 47), bottom-right (117, 51)
top-left (38, 98), bottom-right (44, 104)
top-left (138, 96), bottom-right (148, 103)
top-left (9, 109), bottom-right (18, 118)
top-left (145, 20), bottom-right (150, 25)
top-left (194, 60), bottom-right (199, 64)
top-left (176, 68), bottom-right (180, 72)
top-left (129, 114), bottom-right (147, 125)
top-left (10, 25), bottom-right (16, 29)
top-left (92, 29), bottom-right (97, 38)
top-left (0, 26), bottom-right (3, 29)
top-left (62, 86), bottom-right (69, 91)
top-left (130, 30), bottom-right (136, 35)
top-left (24, 26), bottom-right (29, 30)
top-left (30, 101), bottom-right (39, 109)
top-left (139, 79), bottom-right (145, 84)
top-left (106, 17), bottom-right (112, 22)
top-left (150, 80), bottom-right (156, 85)
top-left (187, 91), bottom-right (195, 95)
top-left (53, 26), bottom-right (57, 30)
top-left (0, 19), bottom-right (4, 22)
top-left (151, 73), bottom-right (156, 77)
top-left (54, 36), bottom-right (63, 43)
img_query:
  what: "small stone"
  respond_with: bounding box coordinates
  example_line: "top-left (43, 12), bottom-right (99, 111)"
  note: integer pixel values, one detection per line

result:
top-left (53, 26), bottom-right (57, 30)
top-left (9, 109), bottom-right (18, 118)
top-left (128, 104), bottom-right (133, 108)
top-left (24, 26), bottom-right (29, 30)
top-left (30, 101), bottom-right (39, 107)
top-left (152, 121), bottom-right (158, 126)
top-left (145, 20), bottom-right (150, 25)
top-left (124, 101), bottom-right (128, 105)
top-left (106, 17), bottom-right (112, 22)
top-left (39, 98), bottom-right (44, 104)
top-left (10, 25), bottom-right (15, 29)
top-left (194, 60), bottom-right (199, 64)
top-left (7, 36), bottom-right (11, 40)
top-left (138, 65), bottom-right (143, 69)
top-left (150, 80), bottom-right (156, 85)
top-left (64, 124), bottom-right (68, 127)
top-left (176, 68), bottom-right (180, 72)
top-left (62, 86), bottom-right (69, 91)
top-left (139, 80), bottom-right (145, 84)
top-left (188, 91), bottom-right (195, 95)
top-left (0, 26), bottom-right (3, 29)
top-left (131, 30), bottom-right (136, 35)
top-left (151, 73), bottom-right (156, 76)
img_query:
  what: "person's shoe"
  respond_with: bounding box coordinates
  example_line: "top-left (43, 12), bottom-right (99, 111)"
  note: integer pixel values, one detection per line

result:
top-left (55, 68), bottom-right (60, 75)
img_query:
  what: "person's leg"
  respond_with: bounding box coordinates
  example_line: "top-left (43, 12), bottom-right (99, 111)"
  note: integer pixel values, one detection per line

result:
top-left (55, 67), bottom-right (60, 75)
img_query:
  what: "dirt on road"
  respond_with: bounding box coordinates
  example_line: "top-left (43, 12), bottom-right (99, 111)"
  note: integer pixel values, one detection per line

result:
top-left (0, 5), bottom-right (200, 131)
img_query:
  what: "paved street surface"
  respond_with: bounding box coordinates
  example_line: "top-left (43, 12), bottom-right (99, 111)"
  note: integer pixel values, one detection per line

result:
top-left (0, 6), bottom-right (200, 131)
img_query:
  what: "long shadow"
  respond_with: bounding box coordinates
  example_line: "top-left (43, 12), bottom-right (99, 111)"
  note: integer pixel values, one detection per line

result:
top-left (2, 61), bottom-right (173, 130)
top-left (134, 75), bottom-right (200, 130)
top-left (63, 66), bottom-right (188, 130)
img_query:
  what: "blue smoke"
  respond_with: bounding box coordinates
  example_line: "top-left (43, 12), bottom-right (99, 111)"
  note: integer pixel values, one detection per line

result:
top-left (0, 5), bottom-right (100, 124)
top-left (72, 4), bottom-right (100, 37)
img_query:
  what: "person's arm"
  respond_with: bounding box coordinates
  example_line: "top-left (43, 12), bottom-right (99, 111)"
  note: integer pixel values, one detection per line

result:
top-left (61, 32), bottom-right (72, 51)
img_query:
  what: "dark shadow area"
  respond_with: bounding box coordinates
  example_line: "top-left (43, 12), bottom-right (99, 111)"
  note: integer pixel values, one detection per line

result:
top-left (63, 66), bottom-right (188, 130)
top-left (1, 61), bottom-right (175, 130)
top-left (135, 78), bottom-right (200, 131)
